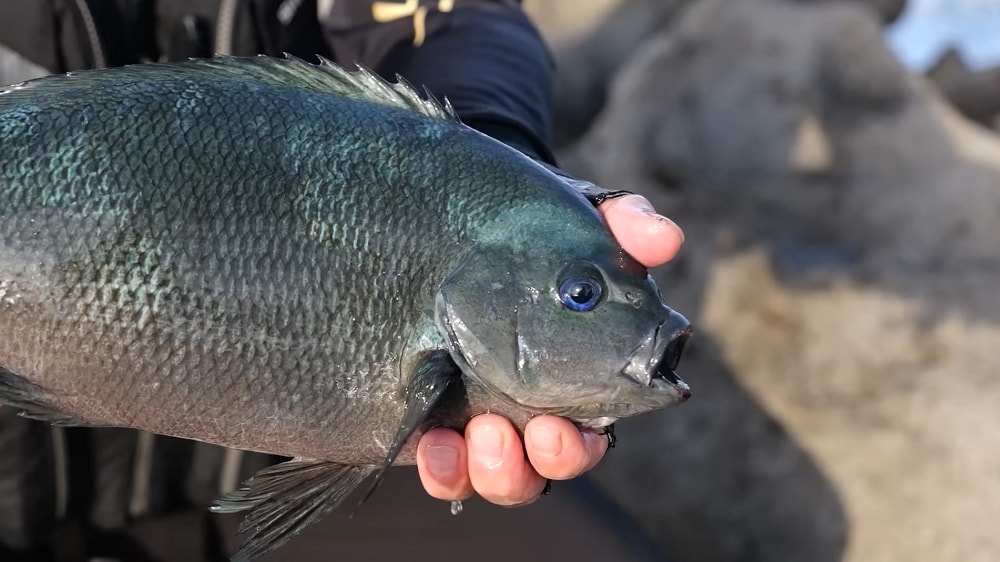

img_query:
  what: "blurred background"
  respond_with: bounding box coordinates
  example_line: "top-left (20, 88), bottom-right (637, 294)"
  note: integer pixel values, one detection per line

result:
top-left (524, 0), bottom-right (1000, 561)
top-left (3, 0), bottom-right (1000, 561)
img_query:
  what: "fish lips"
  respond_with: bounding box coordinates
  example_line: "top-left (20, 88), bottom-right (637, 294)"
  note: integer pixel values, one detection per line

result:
top-left (621, 314), bottom-right (693, 403)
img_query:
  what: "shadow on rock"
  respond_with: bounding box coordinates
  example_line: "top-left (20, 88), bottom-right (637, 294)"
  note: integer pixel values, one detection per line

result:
top-left (585, 199), bottom-right (848, 562)
top-left (592, 311), bottom-right (849, 562)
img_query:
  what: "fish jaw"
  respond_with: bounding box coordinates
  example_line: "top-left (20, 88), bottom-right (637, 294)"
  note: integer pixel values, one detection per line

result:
top-left (620, 312), bottom-right (693, 402)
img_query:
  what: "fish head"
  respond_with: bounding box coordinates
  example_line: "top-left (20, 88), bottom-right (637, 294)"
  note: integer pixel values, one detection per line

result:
top-left (435, 207), bottom-right (692, 428)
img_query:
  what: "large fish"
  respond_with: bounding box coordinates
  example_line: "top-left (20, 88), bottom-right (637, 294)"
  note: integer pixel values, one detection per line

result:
top-left (0, 55), bottom-right (692, 560)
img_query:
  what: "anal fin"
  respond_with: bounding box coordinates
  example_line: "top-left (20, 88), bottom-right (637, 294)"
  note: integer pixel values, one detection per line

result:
top-left (0, 367), bottom-right (96, 426)
top-left (211, 459), bottom-right (374, 562)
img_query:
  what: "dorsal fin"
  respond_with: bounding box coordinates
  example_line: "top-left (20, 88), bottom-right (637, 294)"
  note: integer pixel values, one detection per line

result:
top-left (1, 53), bottom-right (461, 123)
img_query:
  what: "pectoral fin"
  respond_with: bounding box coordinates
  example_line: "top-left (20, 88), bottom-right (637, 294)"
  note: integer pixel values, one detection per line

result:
top-left (211, 459), bottom-right (373, 562)
top-left (356, 349), bottom-right (459, 507)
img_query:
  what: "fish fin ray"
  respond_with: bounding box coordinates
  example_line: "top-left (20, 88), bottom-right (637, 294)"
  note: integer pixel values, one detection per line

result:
top-left (1, 53), bottom-right (461, 123)
top-left (356, 350), bottom-right (459, 509)
top-left (18, 411), bottom-right (99, 427)
top-left (211, 459), bottom-right (373, 562)
top-left (0, 368), bottom-right (96, 426)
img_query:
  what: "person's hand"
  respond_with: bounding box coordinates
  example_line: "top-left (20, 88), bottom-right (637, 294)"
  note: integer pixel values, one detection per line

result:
top-left (416, 194), bottom-right (684, 506)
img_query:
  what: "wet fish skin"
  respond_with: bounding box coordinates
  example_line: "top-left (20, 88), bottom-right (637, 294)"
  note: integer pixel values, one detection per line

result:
top-left (2, 57), bottom-right (483, 461)
top-left (0, 56), bottom-right (693, 560)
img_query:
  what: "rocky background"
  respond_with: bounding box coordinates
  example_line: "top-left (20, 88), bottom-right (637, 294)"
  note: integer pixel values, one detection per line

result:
top-left (522, 1), bottom-right (1000, 561)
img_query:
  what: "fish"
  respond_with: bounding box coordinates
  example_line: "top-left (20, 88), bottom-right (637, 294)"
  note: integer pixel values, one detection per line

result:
top-left (0, 54), bottom-right (693, 560)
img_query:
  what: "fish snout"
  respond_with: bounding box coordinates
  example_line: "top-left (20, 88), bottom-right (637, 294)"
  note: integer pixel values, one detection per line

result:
top-left (653, 324), bottom-right (692, 401)
top-left (621, 308), bottom-right (693, 401)
top-left (651, 310), bottom-right (693, 401)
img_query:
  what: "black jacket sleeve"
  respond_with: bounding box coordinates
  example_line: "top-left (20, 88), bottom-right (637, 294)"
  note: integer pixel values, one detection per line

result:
top-left (320, 0), bottom-right (558, 166)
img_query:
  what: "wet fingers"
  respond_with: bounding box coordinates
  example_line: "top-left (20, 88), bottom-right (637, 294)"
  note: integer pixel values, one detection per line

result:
top-left (416, 427), bottom-right (474, 501)
top-left (524, 416), bottom-right (608, 480)
top-left (465, 414), bottom-right (547, 506)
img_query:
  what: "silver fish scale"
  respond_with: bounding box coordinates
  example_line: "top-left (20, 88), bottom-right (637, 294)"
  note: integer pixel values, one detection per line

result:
top-left (0, 64), bottom-right (567, 464)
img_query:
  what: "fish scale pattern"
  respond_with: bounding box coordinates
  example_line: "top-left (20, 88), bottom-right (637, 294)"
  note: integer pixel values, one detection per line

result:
top-left (0, 61), bottom-right (544, 463)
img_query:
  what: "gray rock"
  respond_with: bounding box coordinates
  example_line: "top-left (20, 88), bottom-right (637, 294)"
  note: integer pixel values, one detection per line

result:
top-left (544, 0), bottom-right (694, 147)
top-left (791, 0), bottom-right (907, 24)
top-left (525, 0), bottom-right (905, 148)
top-left (927, 48), bottom-right (1000, 128)
top-left (567, 0), bottom-right (911, 187)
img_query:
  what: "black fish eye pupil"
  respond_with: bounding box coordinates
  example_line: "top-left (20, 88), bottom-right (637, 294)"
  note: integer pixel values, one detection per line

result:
top-left (559, 277), bottom-right (602, 312)
top-left (569, 284), bottom-right (593, 303)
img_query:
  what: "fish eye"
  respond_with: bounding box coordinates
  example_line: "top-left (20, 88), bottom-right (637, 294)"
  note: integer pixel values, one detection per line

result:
top-left (558, 276), bottom-right (603, 312)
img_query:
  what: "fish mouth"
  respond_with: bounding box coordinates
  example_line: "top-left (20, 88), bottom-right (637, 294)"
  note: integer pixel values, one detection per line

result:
top-left (621, 320), bottom-right (693, 402)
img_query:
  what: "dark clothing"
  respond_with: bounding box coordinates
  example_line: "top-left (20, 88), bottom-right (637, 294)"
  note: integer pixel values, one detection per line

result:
top-left (0, 0), bottom-right (557, 166)
top-left (374, 5), bottom-right (558, 166)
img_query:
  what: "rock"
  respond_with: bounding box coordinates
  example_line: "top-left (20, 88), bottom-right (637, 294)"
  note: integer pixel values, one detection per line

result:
top-left (789, 113), bottom-right (835, 172)
top-left (567, 0), bottom-right (911, 188)
top-left (527, 0), bottom-right (695, 147)
top-left (547, 0), bottom-right (695, 147)
top-left (561, 0), bottom-right (1000, 561)
top-left (927, 48), bottom-right (1000, 128)
top-left (524, 0), bottom-right (904, 148)
top-left (794, 0), bottom-right (907, 24)
top-left (868, 0), bottom-right (908, 23)
top-left (522, 0), bottom-right (626, 45)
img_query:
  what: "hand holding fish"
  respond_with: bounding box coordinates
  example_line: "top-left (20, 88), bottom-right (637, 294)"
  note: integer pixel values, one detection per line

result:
top-left (417, 195), bottom-right (685, 506)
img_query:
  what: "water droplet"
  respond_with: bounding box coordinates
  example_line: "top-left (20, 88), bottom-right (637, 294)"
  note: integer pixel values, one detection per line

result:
top-left (449, 500), bottom-right (463, 516)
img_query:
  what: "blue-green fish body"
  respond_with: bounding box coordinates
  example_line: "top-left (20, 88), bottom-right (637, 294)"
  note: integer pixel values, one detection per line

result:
top-left (0, 56), bottom-right (691, 560)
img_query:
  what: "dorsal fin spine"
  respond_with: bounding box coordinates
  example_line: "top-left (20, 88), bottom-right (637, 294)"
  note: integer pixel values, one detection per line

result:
top-left (1, 53), bottom-right (461, 124)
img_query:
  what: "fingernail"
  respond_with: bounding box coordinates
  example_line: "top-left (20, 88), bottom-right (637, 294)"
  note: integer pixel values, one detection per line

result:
top-left (527, 424), bottom-right (562, 458)
top-left (470, 424), bottom-right (504, 469)
top-left (583, 431), bottom-right (607, 452)
top-left (425, 444), bottom-right (459, 480)
top-left (623, 195), bottom-right (655, 215)
top-left (638, 204), bottom-right (660, 217)
top-left (664, 217), bottom-right (685, 243)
